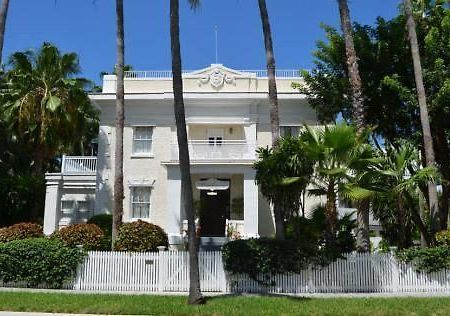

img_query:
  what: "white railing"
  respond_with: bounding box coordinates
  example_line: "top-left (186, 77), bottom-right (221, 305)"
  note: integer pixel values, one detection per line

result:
top-left (171, 140), bottom-right (256, 161)
top-left (62, 156), bottom-right (97, 174)
top-left (124, 69), bottom-right (300, 79)
top-left (4, 251), bottom-right (450, 294)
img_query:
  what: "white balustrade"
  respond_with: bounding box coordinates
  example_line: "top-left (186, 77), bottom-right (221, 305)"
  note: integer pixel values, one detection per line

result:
top-left (124, 69), bottom-right (300, 79)
top-left (171, 140), bottom-right (256, 161)
top-left (62, 156), bottom-right (97, 174)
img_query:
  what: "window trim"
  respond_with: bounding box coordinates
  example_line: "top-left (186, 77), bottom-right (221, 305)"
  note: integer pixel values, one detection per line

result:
top-left (131, 126), bottom-right (154, 157)
top-left (280, 125), bottom-right (301, 137)
top-left (129, 186), bottom-right (152, 220)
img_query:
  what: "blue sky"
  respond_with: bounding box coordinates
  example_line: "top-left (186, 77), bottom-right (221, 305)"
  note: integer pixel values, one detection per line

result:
top-left (4, 0), bottom-right (400, 84)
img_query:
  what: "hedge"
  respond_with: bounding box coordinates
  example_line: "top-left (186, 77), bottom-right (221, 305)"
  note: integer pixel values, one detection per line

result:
top-left (0, 223), bottom-right (43, 243)
top-left (114, 220), bottom-right (168, 252)
top-left (51, 223), bottom-right (104, 250)
top-left (0, 238), bottom-right (85, 288)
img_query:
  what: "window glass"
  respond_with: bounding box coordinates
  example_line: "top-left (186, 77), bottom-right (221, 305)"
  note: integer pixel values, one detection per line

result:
top-left (131, 187), bottom-right (151, 218)
top-left (133, 127), bottom-right (153, 154)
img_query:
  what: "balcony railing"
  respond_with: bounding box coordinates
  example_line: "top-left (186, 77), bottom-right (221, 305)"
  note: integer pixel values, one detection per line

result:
top-left (171, 140), bottom-right (256, 162)
top-left (62, 156), bottom-right (97, 174)
top-left (124, 69), bottom-right (300, 79)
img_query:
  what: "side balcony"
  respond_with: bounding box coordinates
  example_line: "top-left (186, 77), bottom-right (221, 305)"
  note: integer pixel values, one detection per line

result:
top-left (170, 140), bottom-right (257, 163)
top-left (61, 155), bottom-right (97, 175)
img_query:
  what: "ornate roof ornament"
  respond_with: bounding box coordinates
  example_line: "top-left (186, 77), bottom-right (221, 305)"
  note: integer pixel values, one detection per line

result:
top-left (199, 67), bottom-right (235, 88)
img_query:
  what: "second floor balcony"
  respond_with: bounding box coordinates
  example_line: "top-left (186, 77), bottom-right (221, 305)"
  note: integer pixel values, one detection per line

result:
top-left (62, 156), bottom-right (97, 175)
top-left (170, 140), bottom-right (256, 162)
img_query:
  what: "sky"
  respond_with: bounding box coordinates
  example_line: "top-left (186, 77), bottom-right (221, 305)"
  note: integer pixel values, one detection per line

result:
top-left (4, 0), bottom-right (400, 84)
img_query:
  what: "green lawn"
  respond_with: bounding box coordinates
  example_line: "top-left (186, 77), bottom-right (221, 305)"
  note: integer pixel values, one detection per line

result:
top-left (0, 291), bottom-right (450, 315)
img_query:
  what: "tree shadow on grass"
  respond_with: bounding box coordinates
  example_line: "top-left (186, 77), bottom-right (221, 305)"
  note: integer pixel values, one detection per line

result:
top-left (204, 293), bottom-right (313, 303)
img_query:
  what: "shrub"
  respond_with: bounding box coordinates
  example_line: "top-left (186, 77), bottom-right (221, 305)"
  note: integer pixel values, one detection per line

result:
top-left (396, 246), bottom-right (450, 273)
top-left (222, 238), bottom-right (331, 284)
top-left (0, 222), bottom-right (43, 243)
top-left (435, 230), bottom-right (450, 247)
top-left (88, 214), bottom-right (113, 250)
top-left (0, 238), bottom-right (85, 288)
top-left (51, 223), bottom-right (104, 250)
top-left (114, 220), bottom-right (168, 252)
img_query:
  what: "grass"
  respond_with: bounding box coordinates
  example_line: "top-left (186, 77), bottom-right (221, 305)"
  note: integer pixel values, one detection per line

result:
top-left (0, 291), bottom-right (450, 315)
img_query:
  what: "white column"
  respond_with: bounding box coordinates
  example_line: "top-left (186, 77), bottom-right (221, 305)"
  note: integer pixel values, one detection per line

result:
top-left (166, 166), bottom-right (183, 247)
top-left (43, 173), bottom-right (62, 235)
top-left (243, 169), bottom-right (259, 238)
top-left (244, 123), bottom-right (257, 143)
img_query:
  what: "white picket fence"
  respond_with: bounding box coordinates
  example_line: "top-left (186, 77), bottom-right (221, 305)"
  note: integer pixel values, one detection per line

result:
top-left (2, 251), bottom-right (450, 294)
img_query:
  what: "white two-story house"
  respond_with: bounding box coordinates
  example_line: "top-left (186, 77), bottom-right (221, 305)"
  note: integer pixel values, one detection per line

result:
top-left (43, 64), bottom-right (324, 248)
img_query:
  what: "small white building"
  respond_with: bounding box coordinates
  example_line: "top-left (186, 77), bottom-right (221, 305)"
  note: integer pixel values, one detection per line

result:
top-left (43, 64), bottom-right (326, 248)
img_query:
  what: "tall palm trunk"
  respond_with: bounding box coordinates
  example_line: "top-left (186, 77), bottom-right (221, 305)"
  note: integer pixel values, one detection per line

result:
top-left (404, 0), bottom-right (440, 236)
top-left (258, 0), bottom-right (283, 239)
top-left (337, 0), bottom-right (369, 252)
top-left (0, 0), bottom-right (9, 65)
top-left (112, 0), bottom-right (125, 246)
top-left (170, 0), bottom-right (203, 305)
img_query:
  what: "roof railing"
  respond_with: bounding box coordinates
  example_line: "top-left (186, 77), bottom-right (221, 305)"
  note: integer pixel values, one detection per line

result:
top-left (123, 69), bottom-right (301, 79)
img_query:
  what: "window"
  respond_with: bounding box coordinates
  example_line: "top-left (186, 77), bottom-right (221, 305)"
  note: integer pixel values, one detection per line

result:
top-left (61, 200), bottom-right (75, 214)
top-left (280, 126), bottom-right (300, 137)
top-left (131, 187), bottom-right (151, 219)
top-left (132, 127), bottom-right (153, 155)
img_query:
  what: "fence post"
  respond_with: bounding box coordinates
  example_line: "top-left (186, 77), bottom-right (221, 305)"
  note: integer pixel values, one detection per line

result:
top-left (157, 251), bottom-right (165, 292)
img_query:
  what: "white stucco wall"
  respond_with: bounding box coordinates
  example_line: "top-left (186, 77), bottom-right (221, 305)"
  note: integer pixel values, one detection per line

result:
top-left (91, 64), bottom-right (320, 239)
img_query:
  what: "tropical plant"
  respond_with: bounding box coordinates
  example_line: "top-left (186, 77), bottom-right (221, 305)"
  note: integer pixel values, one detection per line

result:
top-left (0, 0), bottom-right (9, 65)
top-left (257, 0), bottom-right (280, 146)
top-left (0, 238), bottom-right (85, 288)
top-left (301, 124), bottom-right (377, 246)
top-left (254, 136), bottom-right (313, 240)
top-left (337, 0), bottom-right (370, 252)
top-left (51, 223), bottom-right (104, 251)
top-left (296, 8), bottom-right (450, 232)
top-left (0, 222), bottom-right (43, 243)
top-left (114, 220), bottom-right (168, 252)
top-left (403, 0), bottom-right (440, 236)
top-left (169, 0), bottom-right (203, 304)
top-left (372, 143), bottom-right (437, 248)
top-left (112, 0), bottom-right (125, 247)
top-left (0, 43), bottom-right (98, 219)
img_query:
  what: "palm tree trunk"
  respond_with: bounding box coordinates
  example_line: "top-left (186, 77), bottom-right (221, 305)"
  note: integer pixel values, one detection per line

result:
top-left (404, 0), bottom-right (440, 236)
top-left (170, 0), bottom-right (203, 305)
top-left (337, 0), bottom-right (369, 252)
top-left (325, 182), bottom-right (338, 246)
top-left (258, 0), bottom-right (280, 147)
top-left (0, 0), bottom-right (9, 65)
top-left (112, 0), bottom-right (125, 246)
top-left (273, 202), bottom-right (285, 240)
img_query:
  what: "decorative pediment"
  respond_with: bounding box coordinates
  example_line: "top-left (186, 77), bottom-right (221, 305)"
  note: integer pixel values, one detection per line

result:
top-left (185, 64), bottom-right (254, 89)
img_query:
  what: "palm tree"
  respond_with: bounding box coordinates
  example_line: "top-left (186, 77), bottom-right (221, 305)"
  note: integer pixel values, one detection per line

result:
top-left (372, 143), bottom-right (436, 248)
top-left (337, 0), bottom-right (370, 252)
top-left (0, 43), bottom-right (98, 219)
top-left (257, 0), bottom-right (280, 147)
top-left (301, 124), bottom-right (376, 246)
top-left (170, 0), bottom-right (203, 305)
top-left (254, 137), bottom-right (313, 239)
top-left (0, 0), bottom-right (10, 65)
top-left (403, 0), bottom-right (440, 236)
top-left (112, 0), bottom-right (125, 246)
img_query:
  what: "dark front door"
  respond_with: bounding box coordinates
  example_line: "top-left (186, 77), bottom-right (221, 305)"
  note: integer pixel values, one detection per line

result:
top-left (199, 189), bottom-right (230, 237)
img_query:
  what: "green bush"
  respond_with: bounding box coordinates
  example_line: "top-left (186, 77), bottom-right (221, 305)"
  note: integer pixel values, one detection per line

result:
top-left (0, 222), bottom-right (43, 243)
top-left (396, 246), bottom-right (450, 273)
top-left (222, 238), bottom-right (331, 284)
top-left (114, 220), bottom-right (168, 252)
top-left (88, 214), bottom-right (113, 250)
top-left (51, 223), bottom-right (104, 250)
top-left (0, 238), bottom-right (85, 288)
top-left (435, 230), bottom-right (450, 247)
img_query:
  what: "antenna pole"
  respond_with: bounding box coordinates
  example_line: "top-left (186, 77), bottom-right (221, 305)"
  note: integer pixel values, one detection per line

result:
top-left (215, 25), bottom-right (218, 64)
